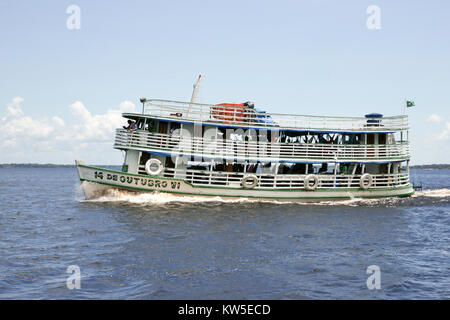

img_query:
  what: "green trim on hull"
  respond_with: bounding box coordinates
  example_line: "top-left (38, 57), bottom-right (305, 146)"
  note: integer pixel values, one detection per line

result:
top-left (77, 164), bottom-right (412, 193)
top-left (80, 178), bottom-right (414, 200)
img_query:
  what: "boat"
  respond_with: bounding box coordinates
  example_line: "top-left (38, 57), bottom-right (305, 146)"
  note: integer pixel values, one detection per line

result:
top-left (75, 81), bottom-right (414, 202)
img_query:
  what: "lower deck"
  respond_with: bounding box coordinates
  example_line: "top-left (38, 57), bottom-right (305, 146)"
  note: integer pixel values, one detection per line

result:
top-left (138, 165), bottom-right (410, 190)
top-left (129, 150), bottom-right (410, 190)
top-left (76, 162), bottom-right (414, 201)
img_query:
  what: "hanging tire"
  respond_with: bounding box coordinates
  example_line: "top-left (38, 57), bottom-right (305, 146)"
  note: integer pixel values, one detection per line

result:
top-left (304, 174), bottom-right (319, 191)
top-left (145, 158), bottom-right (163, 176)
top-left (242, 174), bottom-right (258, 189)
top-left (360, 173), bottom-right (373, 189)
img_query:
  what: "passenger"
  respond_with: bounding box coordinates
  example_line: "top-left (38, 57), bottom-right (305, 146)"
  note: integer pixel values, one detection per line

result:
top-left (277, 164), bottom-right (284, 174)
top-left (123, 120), bottom-right (132, 130)
top-left (170, 125), bottom-right (181, 135)
top-left (262, 162), bottom-right (272, 174)
top-left (130, 120), bottom-right (137, 132)
top-left (234, 163), bottom-right (245, 172)
top-left (291, 163), bottom-right (304, 174)
top-left (318, 163), bottom-right (328, 174)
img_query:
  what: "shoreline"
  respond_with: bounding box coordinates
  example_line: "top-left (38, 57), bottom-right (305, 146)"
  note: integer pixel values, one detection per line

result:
top-left (0, 164), bottom-right (120, 168)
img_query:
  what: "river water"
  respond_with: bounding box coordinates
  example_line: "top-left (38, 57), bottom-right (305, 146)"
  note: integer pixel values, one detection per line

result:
top-left (0, 167), bottom-right (448, 299)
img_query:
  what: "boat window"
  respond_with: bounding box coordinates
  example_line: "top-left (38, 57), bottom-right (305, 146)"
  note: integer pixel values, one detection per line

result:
top-left (343, 135), bottom-right (350, 144)
top-left (338, 163), bottom-right (352, 174)
top-left (246, 162), bottom-right (257, 173)
top-left (187, 161), bottom-right (210, 171)
top-left (292, 163), bottom-right (306, 174)
top-left (387, 133), bottom-right (396, 144)
top-left (136, 119), bottom-right (145, 130)
top-left (165, 157), bottom-right (175, 168)
top-left (232, 163), bottom-right (245, 172)
top-left (313, 162), bottom-right (336, 174)
top-left (139, 152), bottom-right (151, 165)
top-left (230, 133), bottom-right (243, 141)
top-left (170, 122), bottom-right (181, 132)
top-left (145, 120), bottom-right (156, 132)
top-left (276, 163), bottom-right (306, 174)
top-left (212, 162), bottom-right (225, 172)
top-left (343, 134), bottom-right (361, 144)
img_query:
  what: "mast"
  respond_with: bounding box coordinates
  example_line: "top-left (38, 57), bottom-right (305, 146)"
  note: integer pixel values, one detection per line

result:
top-left (187, 74), bottom-right (203, 117)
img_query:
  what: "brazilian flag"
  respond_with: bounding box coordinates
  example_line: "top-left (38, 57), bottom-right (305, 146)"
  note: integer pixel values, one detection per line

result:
top-left (406, 100), bottom-right (415, 108)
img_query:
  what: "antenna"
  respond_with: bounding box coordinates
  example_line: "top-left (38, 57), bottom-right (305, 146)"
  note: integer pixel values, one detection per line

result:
top-left (140, 97), bottom-right (147, 114)
top-left (188, 74), bottom-right (203, 116)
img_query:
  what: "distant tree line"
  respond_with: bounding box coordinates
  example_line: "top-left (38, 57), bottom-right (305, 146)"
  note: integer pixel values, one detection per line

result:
top-left (410, 164), bottom-right (450, 170)
top-left (0, 163), bottom-right (120, 168)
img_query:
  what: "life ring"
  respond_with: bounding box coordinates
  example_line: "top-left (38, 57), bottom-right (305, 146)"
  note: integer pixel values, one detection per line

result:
top-left (304, 174), bottom-right (319, 191)
top-left (242, 174), bottom-right (258, 189)
top-left (145, 158), bottom-right (163, 176)
top-left (360, 173), bottom-right (373, 189)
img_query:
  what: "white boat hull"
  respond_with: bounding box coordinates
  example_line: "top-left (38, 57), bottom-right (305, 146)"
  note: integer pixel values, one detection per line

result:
top-left (75, 161), bottom-right (414, 202)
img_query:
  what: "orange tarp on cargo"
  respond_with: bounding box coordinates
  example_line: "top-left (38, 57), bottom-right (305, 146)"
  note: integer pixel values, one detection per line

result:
top-left (210, 103), bottom-right (246, 122)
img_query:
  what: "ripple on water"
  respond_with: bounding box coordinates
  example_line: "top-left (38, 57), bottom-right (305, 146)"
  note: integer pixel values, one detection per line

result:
top-left (0, 168), bottom-right (448, 299)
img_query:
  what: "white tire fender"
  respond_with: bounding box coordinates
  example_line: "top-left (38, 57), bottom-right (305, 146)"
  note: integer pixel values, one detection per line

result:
top-left (145, 158), bottom-right (163, 176)
top-left (242, 174), bottom-right (258, 189)
top-left (304, 174), bottom-right (319, 191)
top-left (360, 173), bottom-right (373, 189)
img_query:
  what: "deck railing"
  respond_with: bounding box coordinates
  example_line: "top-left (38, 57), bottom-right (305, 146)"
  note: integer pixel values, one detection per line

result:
top-left (115, 129), bottom-right (410, 161)
top-left (136, 165), bottom-right (410, 189)
top-left (138, 99), bottom-right (409, 132)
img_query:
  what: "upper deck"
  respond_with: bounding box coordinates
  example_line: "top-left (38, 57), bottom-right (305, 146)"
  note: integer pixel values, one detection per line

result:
top-left (136, 99), bottom-right (409, 133)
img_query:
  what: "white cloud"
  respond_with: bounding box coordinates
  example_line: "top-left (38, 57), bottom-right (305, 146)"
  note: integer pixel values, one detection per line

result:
top-left (52, 116), bottom-right (65, 127)
top-left (0, 97), bottom-right (56, 147)
top-left (69, 100), bottom-right (136, 142)
top-left (437, 122), bottom-right (450, 141)
top-left (5, 96), bottom-right (24, 117)
top-left (0, 97), bottom-right (136, 163)
top-left (427, 114), bottom-right (444, 123)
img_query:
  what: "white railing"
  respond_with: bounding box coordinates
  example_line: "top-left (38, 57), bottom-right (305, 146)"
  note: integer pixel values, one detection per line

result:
top-left (115, 129), bottom-right (410, 161)
top-left (136, 165), bottom-right (410, 189)
top-left (136, 99), bottom-right (409, 132)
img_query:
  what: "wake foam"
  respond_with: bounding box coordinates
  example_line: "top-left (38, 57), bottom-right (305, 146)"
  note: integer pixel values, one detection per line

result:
top-left (81, 188), bottom-right (284, 205)
top-left (412, 188), bottom-right (450, 198)
top-left (79, 186), bottom-right (450, 206)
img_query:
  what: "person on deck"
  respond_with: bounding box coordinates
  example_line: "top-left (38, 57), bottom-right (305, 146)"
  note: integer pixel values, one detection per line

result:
top-left (123, 120), bottom-right (132, 130)
top-left (129, 121), bottom-right (137, 132)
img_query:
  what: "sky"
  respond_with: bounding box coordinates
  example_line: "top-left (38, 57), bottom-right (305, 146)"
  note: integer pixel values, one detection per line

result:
top-left (0, 0), bottom-right (449, 165)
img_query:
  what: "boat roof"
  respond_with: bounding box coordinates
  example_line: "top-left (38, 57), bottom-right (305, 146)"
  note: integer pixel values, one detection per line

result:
top-left (125, 99), bottom-right (408, 133)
